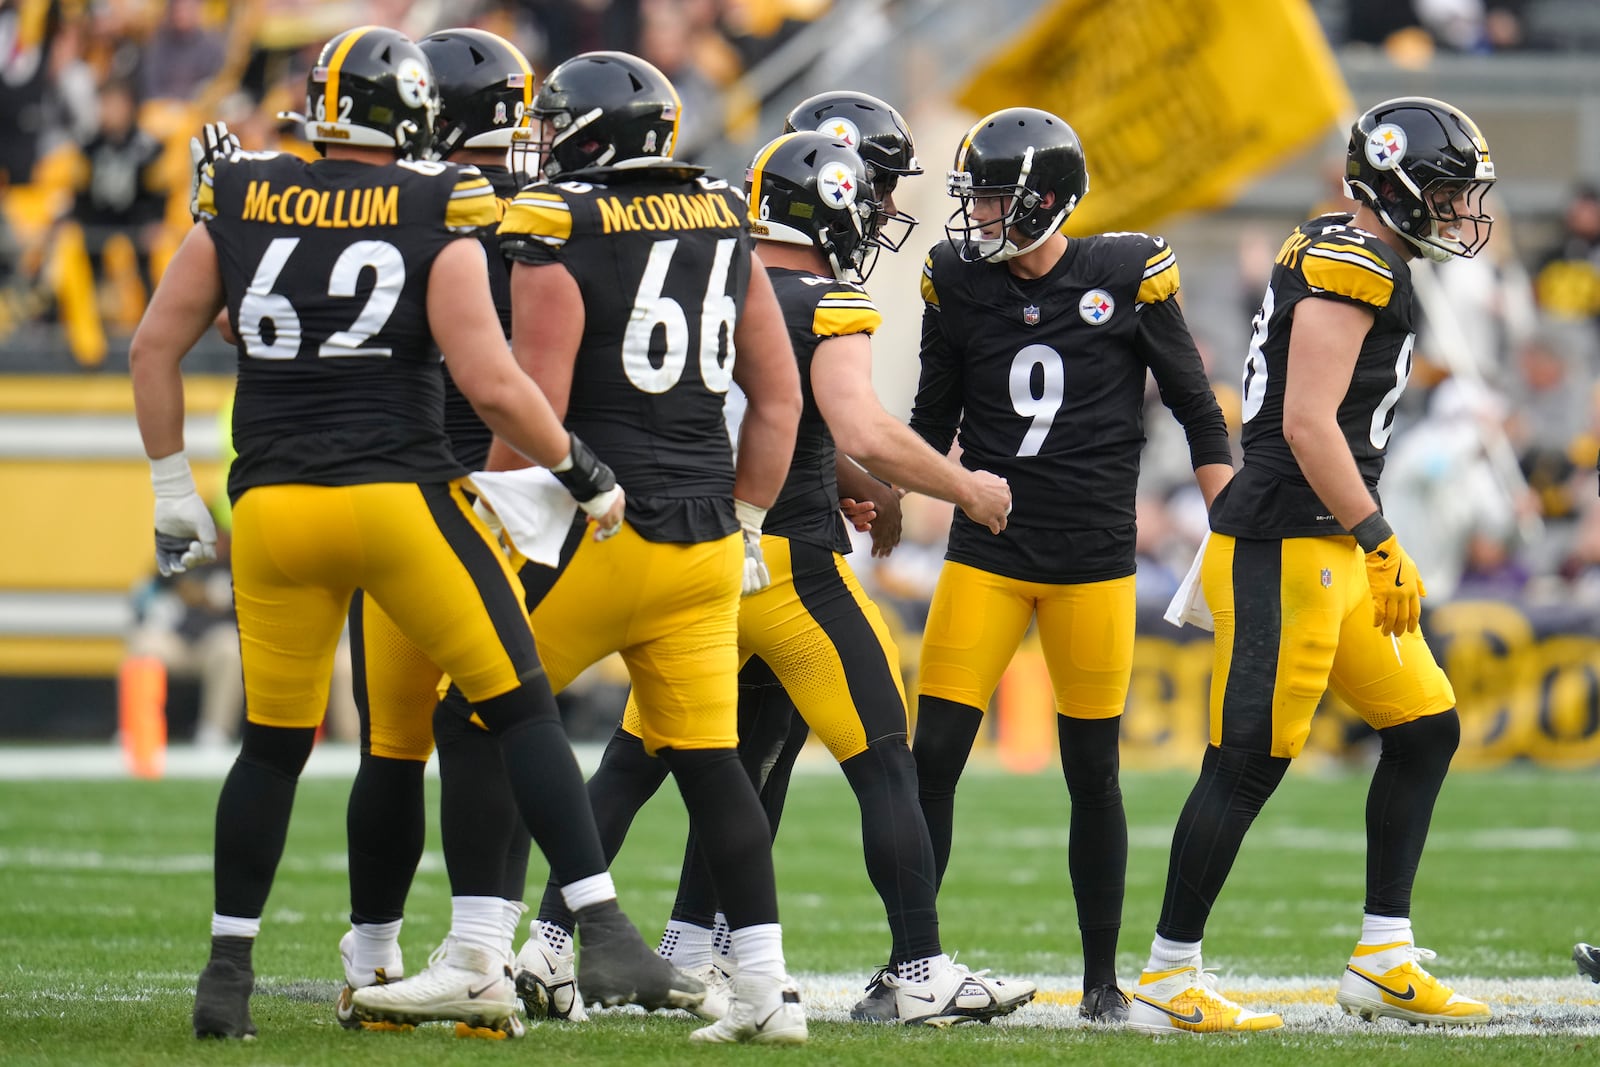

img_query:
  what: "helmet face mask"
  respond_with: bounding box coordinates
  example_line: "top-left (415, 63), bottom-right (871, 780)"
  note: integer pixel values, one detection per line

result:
top-left (524, 51), bottom-right (681, 180)
top-left (1346, 96), bottom-right (1496, 262)
top-left (747, 131), bottom-right (885, 284)
top-left (299, 26), bottom-right (440, 159)
top-left (417, 28), bottom-right (535, 161)
top-left (784, 91), bottom-right (921, 257)
top-left (944, 108), bottom-right (1087, 263)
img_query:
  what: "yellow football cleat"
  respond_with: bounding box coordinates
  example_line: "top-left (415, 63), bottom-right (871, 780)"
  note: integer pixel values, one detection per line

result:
top-left (1336, 941), bottom-right (1490, 1026)
top-left (1126, 966), bottom-right (1284, 1034)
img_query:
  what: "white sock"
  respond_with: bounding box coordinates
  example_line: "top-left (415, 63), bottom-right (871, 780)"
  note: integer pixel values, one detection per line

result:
top-left (1359, 914), bottom-right (1413, 947)
top-left (351, 919), bottom-right (402, 973)
top-left (538, 919), bottom-right (573, 956)
top-left (560, 872), bottom-right (617, 912)
top-left (451, 896), bottom-right (506, 954)
top-left (728, 923), bottom-right (786, 981)
top-left (659, 919), bottom-right (714, 970)
top-left (897, 953), bottom-right (946, 983)
top-left (211, 914), bottom-right (261, 940)
top-left (501, 900), bottom-right (528, 954)
top-left (712, 912), bottom-right (735, 963)
top-left (1146, 934), bottom-right (1201, 972)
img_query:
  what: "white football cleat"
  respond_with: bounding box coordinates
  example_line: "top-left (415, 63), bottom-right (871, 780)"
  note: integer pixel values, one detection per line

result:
top-left (689, 972), bottom-right (807, 1045)
top-left (513, 930), bottom-right (588, 1022)
top-left (336, 929), bottom-right (408, 1032)
top-left (890, 955), bottom-right (1036, 1027)
top-left (685, 960), bottom-right (734, 1021)
top-left (350, 937), bottom-right (524, 1038)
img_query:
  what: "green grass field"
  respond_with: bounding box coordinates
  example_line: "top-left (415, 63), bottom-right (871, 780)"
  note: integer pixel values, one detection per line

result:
top-left (2, 755), bottom-right (1598, 1064)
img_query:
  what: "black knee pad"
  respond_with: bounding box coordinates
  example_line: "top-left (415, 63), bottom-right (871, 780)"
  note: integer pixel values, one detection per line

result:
top-left (1379, 708), bottom-right (1460, 763)
top-left (237, 722), bottom-right (317, 780)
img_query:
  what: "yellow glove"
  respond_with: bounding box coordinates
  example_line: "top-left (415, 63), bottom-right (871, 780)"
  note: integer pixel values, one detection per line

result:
top-left (1363, 533), bottom-right (1426, 636)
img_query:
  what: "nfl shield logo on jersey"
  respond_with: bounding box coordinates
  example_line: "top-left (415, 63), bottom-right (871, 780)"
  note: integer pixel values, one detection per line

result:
top-left (1320, 568), bottom-right (1333, 588)
top-left (1023, 304), bottom-right (1040, 325)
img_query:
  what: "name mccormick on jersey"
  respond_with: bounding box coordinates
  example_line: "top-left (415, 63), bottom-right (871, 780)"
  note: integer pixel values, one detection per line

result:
top-left (498, 166), bottom-right (753, 544)
top-left (1209, 213), bottom-right (1416, 540)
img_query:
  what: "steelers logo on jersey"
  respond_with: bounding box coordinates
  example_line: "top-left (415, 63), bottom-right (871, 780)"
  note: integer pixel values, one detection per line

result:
top-left (818, 161), bottom-right (858, 207)
top-left (1366, 124), bottom-right (1406, 170)
top-left (1079, 288), bottom-right (1115, 325)
top-left (396, 57), bottom-right (430, 109)
top-left (817, 117), bottom-right (860, 149)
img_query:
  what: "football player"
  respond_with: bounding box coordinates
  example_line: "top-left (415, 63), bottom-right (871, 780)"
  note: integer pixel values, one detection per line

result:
top-left (528, 131), bottom-right (1035, 1027)
top-left (331, 27), bottom-right (589, 1037)
top-left (133, 25), bottom-right (688, 1039)
top-left (911, 107), bottom-right (1234, 1024)
top-left (1127, 97), bottom-right (1496, 1033)
top-left (353, 50), bottom-right (809, 1045)
top-left (651, 89), bottom-right (931, 986)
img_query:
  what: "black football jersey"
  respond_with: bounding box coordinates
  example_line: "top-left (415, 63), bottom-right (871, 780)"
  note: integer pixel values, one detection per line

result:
top-left (912, 233), bottom-right (1231, 583)
top-left (764, 267), bottom-right (882, 553)
top-left (498, 166), bottom-right (752, 543)
top-left (1208, 213), bottom-right (1416, 539)
top-left (439, 164), bottom-right (519, 471)
top-left (199, 152), bottom-right (500, 501)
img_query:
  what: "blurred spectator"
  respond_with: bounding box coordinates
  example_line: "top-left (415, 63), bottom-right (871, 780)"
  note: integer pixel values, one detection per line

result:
top-left (520, 0), bottom-right (642, 69)
top-left (637, 0), bottom-right (725, 161)
top-left (1506, 328), bottom-right (1591, 459)
top-left (1381, 377), bottom-right (1525, 600)
top-left (1533, 185), bottom-right (1600, 325)
top-left (138, 0), bottom-right (225, 102)
top-left (868, 492), bottom-right (951, 631)
top-left (1133, 494), bottom-right (1183, 608)
top-left (124, 532), bottom-right (244, 747)
top-left (70, 78), bottom-right (165, 307)
top-left (1454, 528), bottom-right (1532, 599)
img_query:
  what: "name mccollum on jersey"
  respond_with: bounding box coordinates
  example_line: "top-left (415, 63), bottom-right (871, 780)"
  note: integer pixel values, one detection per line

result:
top-left (239, 181), bottom-right (400, 228)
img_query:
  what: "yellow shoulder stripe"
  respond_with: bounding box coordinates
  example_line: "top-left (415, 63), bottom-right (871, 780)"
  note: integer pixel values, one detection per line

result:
top-left (498, 191), bottom-right (573, 245)
top-left (920, 254), bottom-right (939, 307)
top-left (814, 293), bottom-right (881, 337)
top-left (1302, 247), bottom-right (1395, 308)
top-left (1310, 240), bottom-right (1391, 274)
top-left (1137, 250), bottom-right (1180, 304)
top-left (445, 181), bottom-right (500, 232)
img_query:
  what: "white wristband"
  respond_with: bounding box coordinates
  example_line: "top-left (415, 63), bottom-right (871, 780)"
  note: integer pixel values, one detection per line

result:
top-left (734, 498), bottom-right (768, 535)
top-left (150, 452), bottom-right (197, 499)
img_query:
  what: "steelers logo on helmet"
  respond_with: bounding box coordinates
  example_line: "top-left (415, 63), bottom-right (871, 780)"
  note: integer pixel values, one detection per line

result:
top-left (1079, 289), bottom-right (1115, 325)
top-left (395, 56), bottom-right (430, 109)
top-left (1365, 123), bottom-right (1406, 170)
top-left (817, 161), bottom-right (858, 207)
top-left (817, 117), bottom-right (860, 149)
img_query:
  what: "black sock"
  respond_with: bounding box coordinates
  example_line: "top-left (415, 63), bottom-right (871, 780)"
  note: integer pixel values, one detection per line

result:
top-left (472, 682), bottom-right (607, 887)
top-left (1156, 744), bottom-right (1290, 943)
top-left (1366, 710), bottom-right (1460, 917)
top-left (213, 723), bottom-right (317, 918)
top-left (912, 696), bottom-right (984, 886)
top-left (842, 739), bottom-right (940, 964)
top-left (536, 725), bottom-right (669, 932)
top-left (433, 700), bottom-right (523, 897)
top-left (346, 753), bottom-right (427, 924)
top-left (1059, 715), bottom-right (1126, 989)
top-left (662, 747), bottom-right (779, 929)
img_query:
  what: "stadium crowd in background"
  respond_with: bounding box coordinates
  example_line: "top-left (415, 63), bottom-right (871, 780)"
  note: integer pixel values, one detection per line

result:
top-left (3, 0), bottom-right (1600, 717)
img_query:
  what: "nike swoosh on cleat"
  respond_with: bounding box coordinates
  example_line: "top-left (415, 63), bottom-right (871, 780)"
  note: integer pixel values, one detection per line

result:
top-left (466, 982), bottom-right (500, 1000)
top-left (756, 1007), bottom-right (781, 1030)
top-left (904, 992), bottom-right (939, 1003)
top-left (1135, 998), bottom-right (1205, 1024)
top-left (1347, 968), bottom-right (1416, 1000)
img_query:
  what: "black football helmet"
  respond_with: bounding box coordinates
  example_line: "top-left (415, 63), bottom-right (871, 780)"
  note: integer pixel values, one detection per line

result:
top-left (945, 107), bottom-right (1088, 263)
top-left (417, 28), bottom-right (535, 160)
top-left (527, 51), bottom-right (681, 179)
top-left (1345, 96), bottom-right (1496, 262)
top-left (747, 131), bottom-right (884, 284)
top-left (298, 26), bottom-right (439, 158)
top-left (784, 90), bottom-right (921, 252)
